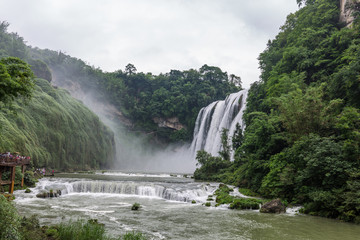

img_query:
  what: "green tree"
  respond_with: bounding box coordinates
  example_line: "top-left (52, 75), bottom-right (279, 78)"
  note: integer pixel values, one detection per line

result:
top-left (232, 123), bottom-right (244, 150)
top-left (219, 128), bottom-right (231, 161)
top-left (0, 57), bottom-right (34, 106)
top-left (125, 63), bottom-right (137, 75)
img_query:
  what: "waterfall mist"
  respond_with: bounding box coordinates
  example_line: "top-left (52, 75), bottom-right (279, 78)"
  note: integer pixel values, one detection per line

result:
top-left (50, 69), bottom-right (195, 173)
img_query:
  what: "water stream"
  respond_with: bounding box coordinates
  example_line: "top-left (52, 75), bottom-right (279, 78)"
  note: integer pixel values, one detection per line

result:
top-left (14, 172), bottom-right (360, 240)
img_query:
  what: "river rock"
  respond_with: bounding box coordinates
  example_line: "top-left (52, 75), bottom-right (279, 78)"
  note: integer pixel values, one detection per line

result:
top-left (36, 190), bottom-right (61, 198)
top-left (260, 199), bottom-right (286, 214)
top-left (36, 192), bottom-right (49, 198)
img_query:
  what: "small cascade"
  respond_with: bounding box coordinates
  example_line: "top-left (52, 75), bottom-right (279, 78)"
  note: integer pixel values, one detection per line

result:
top-left (190, 89), bottom-right (248, 158)
top-left (50, 180), bottom-right (216, 203)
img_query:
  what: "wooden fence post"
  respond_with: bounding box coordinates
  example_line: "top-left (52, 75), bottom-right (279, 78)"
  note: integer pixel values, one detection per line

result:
top-left (9, 166), bottom-right (16, 194)
top-left (21, 165), bottom-right (26, 187)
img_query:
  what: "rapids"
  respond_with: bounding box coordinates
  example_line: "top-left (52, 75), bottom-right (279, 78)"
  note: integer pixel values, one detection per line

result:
top-left (14, 172), bottom-right (360, 240)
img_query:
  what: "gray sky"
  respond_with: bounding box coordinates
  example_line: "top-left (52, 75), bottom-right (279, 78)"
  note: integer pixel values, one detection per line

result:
top-left (0, 0), bottom-right (298, 88)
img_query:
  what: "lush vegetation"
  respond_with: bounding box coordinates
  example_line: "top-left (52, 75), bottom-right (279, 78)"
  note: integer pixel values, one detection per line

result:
top-left (0, 57), bottom-right (34, 107)
top-left (0, 78), bottom-right (115, 170)
top-left (213, 184), bottom-right (263, 210)
top-left (0, 20), bottom-right (241, 143)
top-left (25, 49), bottom-right (240, 142)
top-left (0, 22), bottom-right (115, 171)
top-left (195, 0), bottom-right (360, 223)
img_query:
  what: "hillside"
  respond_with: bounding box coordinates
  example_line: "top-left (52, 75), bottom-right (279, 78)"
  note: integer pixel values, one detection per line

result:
top-left (194, 0), bottom-right (360, 223)
top-left (28, 48), bottom-right (241, 143)
top-left (0, 77), bottom-right (115, 170)
top-left (0, 22), bottom-right (115, 170)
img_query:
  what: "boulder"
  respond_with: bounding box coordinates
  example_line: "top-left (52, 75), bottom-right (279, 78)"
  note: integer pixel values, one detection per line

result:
top-left (36, 190), bottom-right (61, 198)
top-left (36, 192), bottom-right (48, 198)
top-left (260, 199), bottom-right (286, 214)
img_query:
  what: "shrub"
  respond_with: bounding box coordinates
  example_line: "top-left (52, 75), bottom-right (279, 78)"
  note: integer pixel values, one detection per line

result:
top-left (57, 219), bottom-right (107, 240)
top-left (0, 195), bottom-right (22, 240)
top-left (45, 227), bottom-right (59, 237)
top-left (229, 198), bottom-right (263, 210)
top-left (20, 215), bottom-right (48, 240)
top-left (131, 203), bottom-right (141, 211)
top-left (123, 231), bottom-right (148, 240)
top-left (24, 171), bottom-right (37, 187)
top-left (215, 184), bottom-right (235, 204)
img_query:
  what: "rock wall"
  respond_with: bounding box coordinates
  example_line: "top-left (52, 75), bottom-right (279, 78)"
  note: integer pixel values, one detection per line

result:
top-left (153, 117), bottom-right (185, 131)
top-left (340, 0), bottom-right (360, 27)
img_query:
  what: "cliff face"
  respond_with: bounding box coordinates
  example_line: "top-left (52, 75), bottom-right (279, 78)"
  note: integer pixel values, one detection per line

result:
top-left (153, 117), bottom-right (186, 131)
top-left (340, 0), bottom-right (360, 26)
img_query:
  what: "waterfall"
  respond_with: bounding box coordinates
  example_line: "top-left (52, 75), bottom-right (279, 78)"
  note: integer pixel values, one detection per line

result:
top-left (54, 180), bottom-right (215, 203)
top-left (190, 89), bottom-right (248, 158)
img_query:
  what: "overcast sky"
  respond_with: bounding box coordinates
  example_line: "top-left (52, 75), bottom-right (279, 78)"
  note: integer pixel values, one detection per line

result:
top-left (0, 0), bottom-right (298, 88)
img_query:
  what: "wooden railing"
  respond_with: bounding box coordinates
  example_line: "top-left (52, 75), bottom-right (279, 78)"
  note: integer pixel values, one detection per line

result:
top-left (0, 156), bottom-right (31, 166)
top-left (0, 155), bottom-right (31, 194)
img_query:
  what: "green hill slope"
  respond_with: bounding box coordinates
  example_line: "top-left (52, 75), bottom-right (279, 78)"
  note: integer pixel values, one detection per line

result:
top-left (0, 78), bottom-right (115, 170)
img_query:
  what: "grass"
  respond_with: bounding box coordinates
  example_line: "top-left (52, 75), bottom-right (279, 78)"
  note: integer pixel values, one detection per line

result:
top-left (57, 219), bottom-right (107, 240)
top-left (229, 198), bottom-right (263, 210)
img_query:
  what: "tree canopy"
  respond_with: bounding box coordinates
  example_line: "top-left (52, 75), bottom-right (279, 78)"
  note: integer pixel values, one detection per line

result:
top-left (0, 57), bottom-right (34, 106)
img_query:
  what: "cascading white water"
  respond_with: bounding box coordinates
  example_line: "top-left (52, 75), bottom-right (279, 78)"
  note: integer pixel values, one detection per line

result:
top-left (32, 178), bottom-right (216, 203)
top-left (190, 89), bottom-right (248, 158)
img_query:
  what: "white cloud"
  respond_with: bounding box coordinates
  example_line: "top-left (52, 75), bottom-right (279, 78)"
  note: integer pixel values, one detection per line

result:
top-left (0, 0), bottom-right (298, 88)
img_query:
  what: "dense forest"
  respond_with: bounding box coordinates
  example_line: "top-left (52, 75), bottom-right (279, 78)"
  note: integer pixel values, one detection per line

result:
top-left (0, 18), bottom-right (240, 171)
top-left (0, 23), bottom-right (115, 170)
top-left (195, 0), bottom-right (360, 223)
top-left (28, 47), bottom-right (241, 142)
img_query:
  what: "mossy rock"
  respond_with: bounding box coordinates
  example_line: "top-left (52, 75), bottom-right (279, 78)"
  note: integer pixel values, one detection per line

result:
top-left (191, 200), bottom-right (196, 204)
top-left (205, 202), bottom-right (211, 207)
top-left (25, 188), bottom-right (31, 193)
top-left (260, 199), bottom-right (286, 214)
top-left (45, 227), bottom-right (59, 237)
top-left (36, 190), bottom-right (61, 198)
top-left (131, 203), bottom-right (141, 210)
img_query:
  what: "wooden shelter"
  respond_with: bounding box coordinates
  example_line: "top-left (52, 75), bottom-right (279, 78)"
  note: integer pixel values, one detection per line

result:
top-left (0, 154), bottom-right (31, 194)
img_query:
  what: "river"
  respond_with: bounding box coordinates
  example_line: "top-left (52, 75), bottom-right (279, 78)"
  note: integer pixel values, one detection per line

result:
top-left (14, 172), bottom-right (360, 240)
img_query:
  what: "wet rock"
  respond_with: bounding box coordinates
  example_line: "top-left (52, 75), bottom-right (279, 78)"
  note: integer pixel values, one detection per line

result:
top-left (260, 199), bottom-right (286, 214)
top-left (36, 189), bottom-right (61, 198)
top-left (36, 192), bottom-right (48, 198)
top-left (153, 117), bottom-right (185, 130)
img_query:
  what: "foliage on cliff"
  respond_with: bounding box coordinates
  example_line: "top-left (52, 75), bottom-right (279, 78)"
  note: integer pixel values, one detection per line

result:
top-left (0, 22), bottom-right (115, 170)
top-left (28, 48), bottom-right (240, 142)
top-left (195, 0), bottom-right (360, 222)
top-left (0, 57), bottom-right (34, 107)
top-left (0, 78), bottom-right (115, 170)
